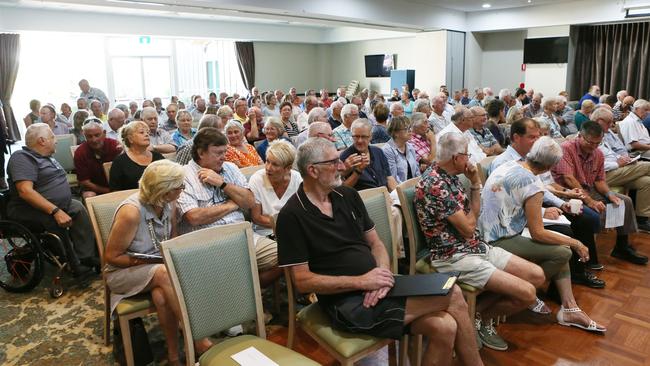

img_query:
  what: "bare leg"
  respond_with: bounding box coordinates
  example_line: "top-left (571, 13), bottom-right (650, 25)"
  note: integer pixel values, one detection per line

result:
top-left (409, 312), bottom-right (456, 366)
top-left (405, 286), bottom-right (483, 366)
top-left (259, 267), bottom-right (282, 288)
top-left (554, 277), bottom-right (604, 328)
top-left (150, 285), bottom-right (180, 362)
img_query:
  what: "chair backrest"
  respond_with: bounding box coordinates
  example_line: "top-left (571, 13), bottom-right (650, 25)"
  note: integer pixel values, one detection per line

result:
top-left (478, 156), bottom-right (497, 184)
top-left (85, 189), bottom-right (138, 265)
top-left (161, 222), bottom-right (264, 348)
top-left (70, 145), bottom-right (79, 161)
top-left (240, 164), bottom-right (265, 181)
top-left (396, 177), bottom-right (427, 275)
top-left (54, 134), bottom-right (76, 171)
top-left (358, 187), bottom-right (398, 273)
top-left (103, 162), bottom-right (112, 182)
top-left (371, 142), bottom-right (386, 149)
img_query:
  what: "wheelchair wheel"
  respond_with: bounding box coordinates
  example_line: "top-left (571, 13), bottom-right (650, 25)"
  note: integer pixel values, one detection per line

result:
top-left (0, 220), bottom-right (44, 293)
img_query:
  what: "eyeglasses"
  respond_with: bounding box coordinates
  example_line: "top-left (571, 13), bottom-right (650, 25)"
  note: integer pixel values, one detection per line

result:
top-left (312, 157), bottom-right (342, 166)
top-left (173, 184), bottom-right (185, 191)
top-left (456, 152), bottom-right (472, 158)
top-left (351, 135), bottom-right (371, 140)
top-left (316, 132), bottom-right (334, 138)
top-left (581, 136), bottom-right (602, 146)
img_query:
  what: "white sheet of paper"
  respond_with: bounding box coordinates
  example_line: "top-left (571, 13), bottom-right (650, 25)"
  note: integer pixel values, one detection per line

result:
top-left (231, 346), bottom-right (279, 366)
top-left (542, 214), bottom-right (571, 227)
top-left (521, 227), bottom-right (571, 240)
top-left (605, 201), bottom-right (625, 229)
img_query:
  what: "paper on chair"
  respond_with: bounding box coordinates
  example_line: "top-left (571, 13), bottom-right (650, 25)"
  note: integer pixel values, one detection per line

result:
top-left (231, 346), bottom-right (279, 366)
top-left (521, 227), bottom-right (571, 240)
top-left (605, 201), bottom-right (625, 229)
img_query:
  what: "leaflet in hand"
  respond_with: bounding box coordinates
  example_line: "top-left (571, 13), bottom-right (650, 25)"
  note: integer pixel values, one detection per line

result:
top-left (626, 155), bottom-right (641, 165)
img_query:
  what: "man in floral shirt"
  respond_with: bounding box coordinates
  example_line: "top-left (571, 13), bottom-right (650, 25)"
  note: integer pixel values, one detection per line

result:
top-left (414, 132), bottom-right (544, 351)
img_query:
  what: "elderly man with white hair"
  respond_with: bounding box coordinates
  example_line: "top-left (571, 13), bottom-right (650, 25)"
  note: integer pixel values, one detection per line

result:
top-left (7, 124), bottom-right (99, 276)
top-left (413, 98), bottom-right (432, 118)
top-left (619, 99), bottom-right (650, 159)
top-left (593, 106), bottom-right (650, 232)
top-left (296, 107), bottom-right (329, 146)
top-left (296, 95), bottom-right (319, 131)
top-left (524, 92), bottom-right (544, 118)
top-left (436, 107), bottom-right (487, 165)
top-left (332, 103), bottom-right (359, 151)
top-left (141, 106), bottom-right (177, 154)
top-left (327, 101), bottom-right (343, 129)
top-left (389, 101), bottom-right (404, 119)
top-left (416, 131), bottom-right (546, 351)
top-left (429, 95), bottom-right (448, 133)
top-left (74, 119), bottom-right (122, 198)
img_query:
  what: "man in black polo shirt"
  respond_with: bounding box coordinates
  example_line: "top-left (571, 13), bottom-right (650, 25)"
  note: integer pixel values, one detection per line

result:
top-left (276, 137), bottom-right (482, 365)
top-left (7, 124), bottom-right (98, 275)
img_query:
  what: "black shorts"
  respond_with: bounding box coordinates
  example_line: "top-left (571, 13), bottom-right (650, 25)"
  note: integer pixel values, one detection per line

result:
top-left (321, 293), bottom-right (409, 340)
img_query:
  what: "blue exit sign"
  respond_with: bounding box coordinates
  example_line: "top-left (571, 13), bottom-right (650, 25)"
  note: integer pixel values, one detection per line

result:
top-left (139, 36), bottom-right (151, 44)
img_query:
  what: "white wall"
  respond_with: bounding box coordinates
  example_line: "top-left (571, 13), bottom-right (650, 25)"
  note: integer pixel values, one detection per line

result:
top-left (323, 31), bottom-right (447, 95)
top-left (464, 32), bottom-right (483, 92)
top-left (524, 26), bottom-right (570, 96)
top-left (253, 42), bottom-right (324, 92)
top-left (479, 30), bottom-right (526, 92)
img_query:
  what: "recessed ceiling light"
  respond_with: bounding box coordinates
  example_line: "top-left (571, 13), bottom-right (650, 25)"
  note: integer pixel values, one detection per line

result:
top-left (528, 0), bottom-right (532, 3)
top-left (482, 3), bottom-right (491, 8)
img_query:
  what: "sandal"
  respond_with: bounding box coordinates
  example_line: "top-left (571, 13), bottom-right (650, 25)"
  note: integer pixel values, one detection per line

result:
top-left (556, 306), bottom-right (606, 333)
top-left (528, 297), bottom-right (551, 315)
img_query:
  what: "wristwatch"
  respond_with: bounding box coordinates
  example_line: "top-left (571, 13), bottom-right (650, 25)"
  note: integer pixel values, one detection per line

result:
top-left (219, 181), bottom-right (228, 190)
top-left (50, 207), bottom-right (60, 216)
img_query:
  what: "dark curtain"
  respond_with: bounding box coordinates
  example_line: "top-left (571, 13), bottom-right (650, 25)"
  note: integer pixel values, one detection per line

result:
top-left (0, 33), bottom-right (21, 140)
top-left (235, 42), bottom-right (255, 91)
top-left (570, 22), bottom-right (650, 99)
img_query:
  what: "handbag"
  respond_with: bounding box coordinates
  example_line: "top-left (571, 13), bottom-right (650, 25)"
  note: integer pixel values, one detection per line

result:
top-left (113, 317), bottom-right (154, 366)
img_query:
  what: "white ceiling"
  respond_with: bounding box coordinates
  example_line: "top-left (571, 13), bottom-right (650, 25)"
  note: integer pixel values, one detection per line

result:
top-left (407, 0), bottom-right (571, 12)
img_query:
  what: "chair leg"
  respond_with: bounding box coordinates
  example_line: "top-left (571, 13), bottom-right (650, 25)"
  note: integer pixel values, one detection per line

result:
top-left (273, 279), bottom-right (281, 315)
top-left (399, 335), bottom-right (409, 366)
top-left (388, 341), bottom-right (397, 366)
top-left (119, 316), bottom-right (135, 366)
top-left (409, 334), bottom-right (423, 366)
top-left (104, 287), bottom-right (111, 346)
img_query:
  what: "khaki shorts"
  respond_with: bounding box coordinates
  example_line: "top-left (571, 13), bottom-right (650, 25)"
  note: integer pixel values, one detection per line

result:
top-left (256, 236), bottom-right (278, 271)
top-left (430, 246), bottom-right (512, 289)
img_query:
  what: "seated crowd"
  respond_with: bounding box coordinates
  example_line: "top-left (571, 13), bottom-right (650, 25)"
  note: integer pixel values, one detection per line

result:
top-left (9, 79), bottom-right (650, 364)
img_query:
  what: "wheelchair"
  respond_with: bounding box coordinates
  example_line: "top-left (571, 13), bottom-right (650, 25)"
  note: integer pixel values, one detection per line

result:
top-left (0, 191), bottom-right (83, 298)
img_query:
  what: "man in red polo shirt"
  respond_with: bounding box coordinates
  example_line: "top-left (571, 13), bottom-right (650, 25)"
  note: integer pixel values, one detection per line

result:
top-left (552, 121), bottom-right (647, 265)
top-left (73, 119), bottom-right (121, 198)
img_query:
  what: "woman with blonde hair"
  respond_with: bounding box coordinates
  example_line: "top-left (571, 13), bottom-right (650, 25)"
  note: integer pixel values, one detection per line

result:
top-left (105, 160), bottom-right (212, 366)
top-left (109, 120), bottom-right (164, 190)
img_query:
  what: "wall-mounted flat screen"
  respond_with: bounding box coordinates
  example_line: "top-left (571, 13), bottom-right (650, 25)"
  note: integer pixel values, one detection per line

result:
top-left (524, 37), bottom-right (569, 64)
top-left (365, 54), bottom-right (395, 77)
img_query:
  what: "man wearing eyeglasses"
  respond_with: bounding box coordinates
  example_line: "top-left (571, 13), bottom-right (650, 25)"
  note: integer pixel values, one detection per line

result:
top-left (276, 137), bottom-right (484, 366)
top-left (340, 119), bottom-right (397, 192)
top-left (552, 121), bottom-right (648, 265)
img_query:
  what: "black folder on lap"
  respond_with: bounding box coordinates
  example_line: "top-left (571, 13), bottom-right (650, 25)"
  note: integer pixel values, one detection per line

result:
top-left (387, 272), bottom-right (460, 297)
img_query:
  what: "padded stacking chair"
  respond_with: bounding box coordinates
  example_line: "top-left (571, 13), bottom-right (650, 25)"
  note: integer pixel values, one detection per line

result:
top-left (283, 187), bottom-right (406, 366)
top-left (161, 222), bottom-right (320, 366)
top-left (86, 189), bottom-right (156, 366)
top-left (239, 164), bottom-right (265, 181)
top-left (53, 134), bottom-right (78, 188)
top-left (396, 177), bottom-right (485, 365)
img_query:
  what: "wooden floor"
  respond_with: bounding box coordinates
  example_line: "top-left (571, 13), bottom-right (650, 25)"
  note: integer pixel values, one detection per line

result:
top-left (268, 230), bottom-right (650, 366)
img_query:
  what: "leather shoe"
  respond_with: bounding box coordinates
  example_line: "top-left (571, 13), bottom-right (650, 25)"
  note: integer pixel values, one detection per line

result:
top-left (611, 247), bottom-right (648, 265)
top-left (572, 272), bottom-right (605, 288)
top-left (586, 263), bottom-right (604, 271)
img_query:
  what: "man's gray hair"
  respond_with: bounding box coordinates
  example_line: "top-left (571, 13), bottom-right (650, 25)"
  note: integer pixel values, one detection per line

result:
top-left (413, 99), bottom-right (430, 112)
top-left (25, 124), bottom-right (52, 148)
top-left (498, 88), bottom-right (511, 100)
top-left (81, 119), bottom-right (104, 132)
top-left (307, 107), bottom-right (327, 124)
top-left (542, 96), bottom-right (559, 110)
top-left (350, 118), bottom-right (372, 133)
top-left (115, 104), bottom-right (129, 116)
top-left (141, 106), bottom-right (157, 120)
top-left (526, 136), bottom-right (562, 170)
top-left (437, 132), bottom-right (469, 162)
top-left (341, 103), bottom-right (358, 119)
top-left (308, 122), bottom-right (331, 137)
top-left (330, 101), bottom-right (343, 110)
top-left (590, 106), bottom-right (614, 121)
top-left (389, 102), bottom-right (404, 113)
top-left (616, 90), bottom-right (628, 100)
top-left (451, 107), bottom-right (472, 125)
top-left (296, 137), bottom-right (335, 177)
top-left (533, 92), bottom-right (544, 100)
top-left (198, 114), bottom-right (220, 130)
top-left (633, 99), bottom-right (650, 111)
top-left (411, 112), bottom-right (428, 127)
